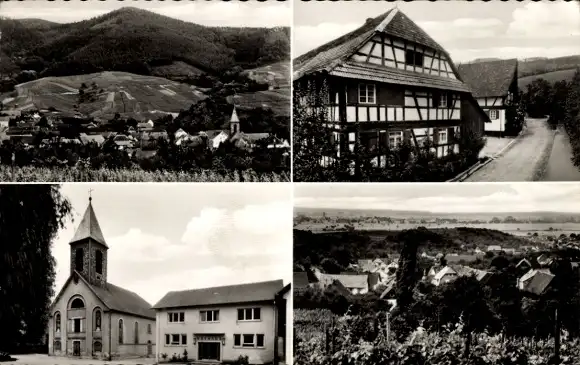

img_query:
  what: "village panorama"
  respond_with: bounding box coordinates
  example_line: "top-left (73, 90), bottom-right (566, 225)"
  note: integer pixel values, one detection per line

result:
top-left (293, 182), bottom-right (580, 364)
top-left (0, 2), bottom-right (291, 182)
top-left (292, 1), bottom-right (580, 182)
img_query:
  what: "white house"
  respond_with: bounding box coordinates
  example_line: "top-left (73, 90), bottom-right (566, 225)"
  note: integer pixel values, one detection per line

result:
top-left (152, 280), bottom-right (287, 364)
top-left (458, 59), bottom-right (519, 135)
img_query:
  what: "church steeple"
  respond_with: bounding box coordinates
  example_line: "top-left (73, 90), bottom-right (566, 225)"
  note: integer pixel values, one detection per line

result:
top-left (230, 106), bottom-right (240, 135)
top-left (70, 194), bottom-right (108, 287)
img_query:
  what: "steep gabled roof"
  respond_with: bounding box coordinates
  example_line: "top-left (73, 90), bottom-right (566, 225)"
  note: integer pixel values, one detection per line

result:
top-left (293, 8), bottom-right (468, 92)
top-left (293, 272), bottom-right (310, 290)
top-left (152, 280), bottom-right (284, 309)
top-left (70, 200), bottom-right (108, 248)
top-left (457, 59), bottom-right (518, 97)
top-left (50, 272), bottom-right (155, 320)
top-left (319, 274), bottom-right (368, 289)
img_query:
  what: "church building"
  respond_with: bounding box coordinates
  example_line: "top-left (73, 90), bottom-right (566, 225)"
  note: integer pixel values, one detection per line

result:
top-left (47, 198), bottom-right (156, 359)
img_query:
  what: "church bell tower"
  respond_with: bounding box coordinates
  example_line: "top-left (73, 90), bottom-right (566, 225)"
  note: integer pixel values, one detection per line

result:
top-left (69, 195), bottom-right (109, 287)
top-left (230, 106), bottom-right (240, 135)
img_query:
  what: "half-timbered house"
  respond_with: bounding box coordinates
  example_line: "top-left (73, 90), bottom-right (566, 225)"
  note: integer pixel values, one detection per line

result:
top-left (458, 59), bottom-right (519, 135)
top-left (293, 8), bottom-right (488, 170)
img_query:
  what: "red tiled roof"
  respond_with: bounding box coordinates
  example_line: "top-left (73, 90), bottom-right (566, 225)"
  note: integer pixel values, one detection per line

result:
top-left (457, 59), bottom-right (518, 97)
top-left (152, 280), bottom-right (284, 309)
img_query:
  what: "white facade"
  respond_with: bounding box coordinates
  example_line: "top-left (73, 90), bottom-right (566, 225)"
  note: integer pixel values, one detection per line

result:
top-left (155, 303), bottom-right (277, 364)
top-left (282, 289), bottom-right (292, 365)
top-left (476, 97), bottom-right (506, 133)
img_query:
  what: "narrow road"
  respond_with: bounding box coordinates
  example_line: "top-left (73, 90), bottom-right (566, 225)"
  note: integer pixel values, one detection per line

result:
top-left (542, 126), bottom-right (580, 181)
top-left (464, 118), bottom-right (554, 182)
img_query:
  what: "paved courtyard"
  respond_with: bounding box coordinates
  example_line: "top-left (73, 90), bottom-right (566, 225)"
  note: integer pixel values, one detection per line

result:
top-left (3, 354), bottom-right (156, 365)
top-left (478, 135), bottom-right (514, 158)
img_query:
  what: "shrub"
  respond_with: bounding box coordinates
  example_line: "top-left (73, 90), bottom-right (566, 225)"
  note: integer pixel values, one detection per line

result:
top-left (235, 355), bottom-right (249, 365)
top-left (161, 353), bottom-right (168, 360)
top-left (182, 349), bottom-right (188, 362)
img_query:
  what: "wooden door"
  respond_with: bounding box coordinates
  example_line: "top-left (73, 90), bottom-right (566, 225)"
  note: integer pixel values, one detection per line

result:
top-left (73, 341), bottom-right (80, 356)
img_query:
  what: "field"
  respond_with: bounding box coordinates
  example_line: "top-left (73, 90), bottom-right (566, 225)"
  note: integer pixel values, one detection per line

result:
top-left (1, 71), bottom-right (207, 120)
top-left (518, 68), bottom-right (579, 90)
top-left (243, 61), bottom-right (290, 88)
top-left (0, 165), bottom-right (289, 182)
top-left (295, 309), bottom-right (580, 365)
top-left (227, 88), bottom-right (290, 116)
top-left (295, 221), bottom-right (580, 236)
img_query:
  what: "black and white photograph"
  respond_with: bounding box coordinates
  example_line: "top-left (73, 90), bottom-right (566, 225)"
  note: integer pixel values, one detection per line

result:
top-left (0, 183), bottom-right (292, 364)
top-left (292, 1), bottom-right (580, 182)
top-left (0, 0), bottom-right (291, 182)
top-left (294, 182), bottom-right (580, 364)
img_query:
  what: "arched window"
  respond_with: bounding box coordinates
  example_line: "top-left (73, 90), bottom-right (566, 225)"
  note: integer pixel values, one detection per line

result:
top-left (70, 298), bottom-right (85, 309)
top-left (118, 319), bottom-right (124, 344)
top-left (134, 322), bottom-right (139, 344)
top-left (93, 341), bottom-right (102, 353)
top-left (94, 309), bottom-right (102, 331)
top-left (54, 312), bottom-right (61, 332)
top-left (96, 250), bottom-right (103, 274)
top-left (75, 248), bottom-right (84, 272)
top-left (54, 340), bottom-right (61, 352)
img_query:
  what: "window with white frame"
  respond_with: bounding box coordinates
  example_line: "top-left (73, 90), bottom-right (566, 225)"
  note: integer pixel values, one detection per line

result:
top-left (389, 132), bottom-right (403, 149)
top-left (438, 130), bottom-right (448, 144)
top-left (165, 334), bottom-right (187, 346)
top-left (233, 334), bottom-right (265, 348)
top-left (358, 84), bottom-right (376, 104)
top-left (168, 312), bottom-right (185, 323)
top-left (237, 308), bottom-right (261, 321)
top-left (440, 93), bottom-right (448, 108)
top-left (489, 109), bottom-right (498, 119)
top-left (200, 310), bottom-right (219, 323)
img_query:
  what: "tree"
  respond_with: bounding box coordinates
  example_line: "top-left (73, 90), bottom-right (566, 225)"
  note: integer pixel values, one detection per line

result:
top-left (523, 78), bottom-right (552, 118)
top-left (0, 185), bottom-right (72, 354)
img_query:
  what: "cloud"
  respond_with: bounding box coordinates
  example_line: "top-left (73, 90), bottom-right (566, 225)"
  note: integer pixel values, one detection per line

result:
top-left (507, 2), bottom-right (580, 38)
top-left (51, 200), bottom-right (292, 305)
top-left (293, 22), bottom-right (360, 58)
top-left (418, 18), bottom-right (503, 42)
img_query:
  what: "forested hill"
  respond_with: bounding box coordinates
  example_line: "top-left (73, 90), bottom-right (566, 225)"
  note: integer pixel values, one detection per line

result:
top-left (0, 7), bottom-right (290, 77)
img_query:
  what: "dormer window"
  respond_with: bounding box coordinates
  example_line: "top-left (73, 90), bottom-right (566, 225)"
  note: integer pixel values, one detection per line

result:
top-left (405, 50), bottom-right (424, 67)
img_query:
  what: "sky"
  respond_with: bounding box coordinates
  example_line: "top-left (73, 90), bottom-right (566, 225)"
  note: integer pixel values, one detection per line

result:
top-left (294, 183), bottom-right (580, 214)
top-left (293, 0), bottom-right (580, 62)
top-left (52, 183), bottom-right (292, 306)
top-left (0, 0), bottom-right (291, 28)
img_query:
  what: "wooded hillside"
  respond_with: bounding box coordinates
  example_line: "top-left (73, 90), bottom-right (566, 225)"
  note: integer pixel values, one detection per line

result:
top-left (0, 7), bottom-right (290, 77)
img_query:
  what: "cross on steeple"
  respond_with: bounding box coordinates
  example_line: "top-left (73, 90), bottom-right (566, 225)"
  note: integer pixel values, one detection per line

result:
top-left (89, 188), bottom-right (94, 202)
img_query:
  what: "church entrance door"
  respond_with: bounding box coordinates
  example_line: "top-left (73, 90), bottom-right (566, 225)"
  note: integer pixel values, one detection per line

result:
top-left (73, 341), bottom-right (81, 356)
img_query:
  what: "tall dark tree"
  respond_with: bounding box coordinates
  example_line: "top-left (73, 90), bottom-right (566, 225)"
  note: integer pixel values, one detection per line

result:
top-left (0, 185), bottom-right (72, 354)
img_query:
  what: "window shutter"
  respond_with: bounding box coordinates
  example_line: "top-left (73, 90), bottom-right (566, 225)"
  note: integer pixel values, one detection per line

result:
top-left (433, 128), bottom-right (439, 145)
top-left (403, 130), bottom-right (411, 144)
top-left (165, 334), bottom-right (170, 345)
top-left (448, 128), bottom-right (455, 143)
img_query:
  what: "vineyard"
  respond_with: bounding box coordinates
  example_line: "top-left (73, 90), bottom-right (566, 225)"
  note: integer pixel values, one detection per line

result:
top-left (0, 165), bottom-right (289, 182)
top-left (294, 309), bottom-right (580, 365)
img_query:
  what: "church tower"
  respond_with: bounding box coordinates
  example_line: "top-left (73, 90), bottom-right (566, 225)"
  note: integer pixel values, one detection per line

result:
top-left (69, 196), bottom-right (109, 287)
top-left (229, 106), bottom-right (240, 135)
